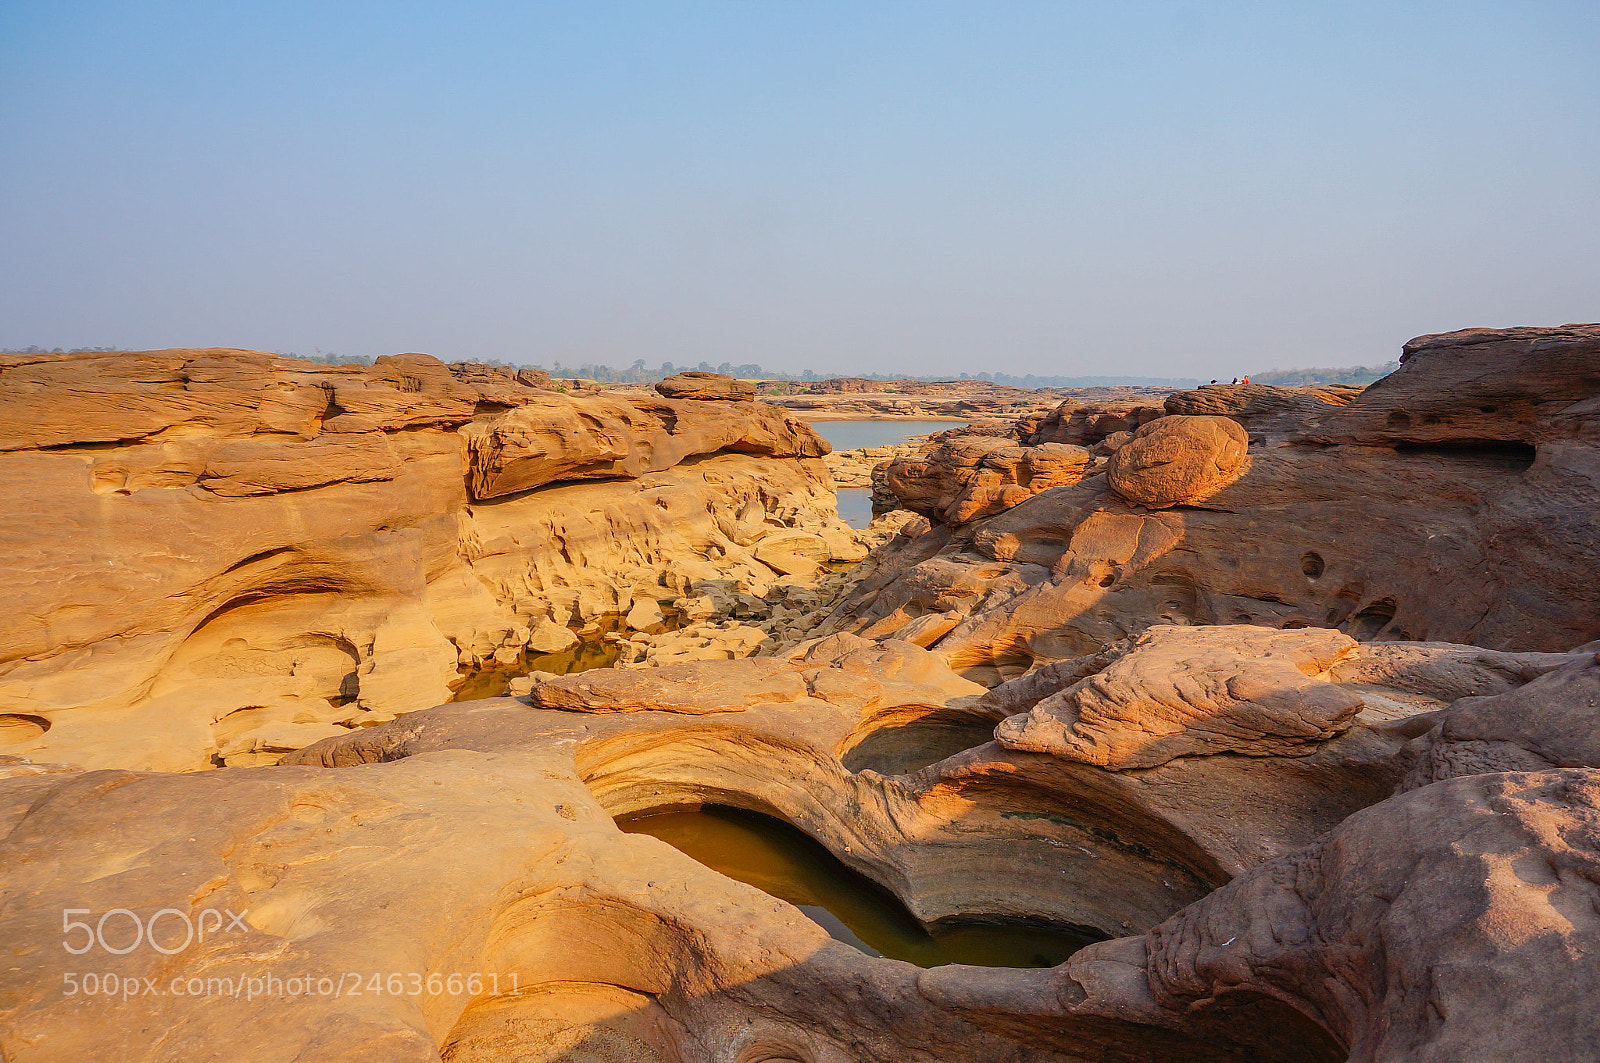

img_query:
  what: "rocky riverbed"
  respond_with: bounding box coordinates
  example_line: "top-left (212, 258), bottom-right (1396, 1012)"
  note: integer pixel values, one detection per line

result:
top-left (2, 325), bottom-right (1599, 1062)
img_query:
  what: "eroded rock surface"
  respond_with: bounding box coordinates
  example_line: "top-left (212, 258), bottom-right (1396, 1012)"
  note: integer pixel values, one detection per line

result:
top-left (4, 329), bottom-right (1600, 1063)
top-left (885, 436), bottom-right (1095, 524)
top-left (842, 324), bottom-right (1600, 678)
top-left (0, 349), bottom-right (860, 770)
top-left (654, 370), bottom-right (758, 401)
top-left (923, 768), bottom-right (1600, 1063)
top-left (1399, 644), bottom-right (1600, 789)
top-left (994, 626), bottom-right (1361, 768)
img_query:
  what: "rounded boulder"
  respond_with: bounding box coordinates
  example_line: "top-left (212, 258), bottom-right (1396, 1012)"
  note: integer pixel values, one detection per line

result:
top-left (1106, 415), bottom-right (1248, 508)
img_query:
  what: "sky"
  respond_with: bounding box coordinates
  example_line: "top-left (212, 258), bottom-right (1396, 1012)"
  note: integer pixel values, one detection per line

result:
top-left (1, 1), bottom-right (1596, 378)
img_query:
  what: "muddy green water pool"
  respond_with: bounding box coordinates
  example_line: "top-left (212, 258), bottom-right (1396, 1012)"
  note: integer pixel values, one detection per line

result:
top-left (450, 619), bottom-right (623, 701)
top-left (619, 805), bottom-right (1105, 968)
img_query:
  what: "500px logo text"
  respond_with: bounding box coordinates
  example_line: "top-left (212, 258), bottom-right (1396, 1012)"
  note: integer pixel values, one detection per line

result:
top-left (62, 908), bottom-right (249, 955)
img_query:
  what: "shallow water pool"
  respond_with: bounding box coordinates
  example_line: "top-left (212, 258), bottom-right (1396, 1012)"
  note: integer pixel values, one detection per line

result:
top-left (619, 805), bottom-right (1105, 968)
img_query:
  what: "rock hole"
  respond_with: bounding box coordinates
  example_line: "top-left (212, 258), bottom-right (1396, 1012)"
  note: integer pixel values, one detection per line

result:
top-left (0, 714), bottom-right (50, 744)
top-left (1300, 552), bottom-right (1325, 578)
top-left (738, 1043), bottom-right (815, 1063)
top-left (1386, 411), bottom-right (1412, 429)
top-left (1342, 597), bottom-right (1398, 641)
top-left (841, 707), bottom-right (999, 776)
top-left (1098, 573), bottom-right (1115, 587)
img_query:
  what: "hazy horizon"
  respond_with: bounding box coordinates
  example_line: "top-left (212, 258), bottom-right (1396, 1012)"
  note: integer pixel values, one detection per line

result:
top-left (2, 2), bottom-right (1596, 378)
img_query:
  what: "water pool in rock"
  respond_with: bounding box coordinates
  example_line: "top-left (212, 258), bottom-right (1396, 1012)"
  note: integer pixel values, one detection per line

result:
top-left (619, 805), bottom-right (1105, 968)
top-left (808, 419), bottom-right (967, 451)
top-left (450, 618), bottom-right (623, 701)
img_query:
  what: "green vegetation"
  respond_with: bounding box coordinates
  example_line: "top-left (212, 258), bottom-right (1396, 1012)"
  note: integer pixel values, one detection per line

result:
top-left (1248, 362), bottom-right (1399, 386)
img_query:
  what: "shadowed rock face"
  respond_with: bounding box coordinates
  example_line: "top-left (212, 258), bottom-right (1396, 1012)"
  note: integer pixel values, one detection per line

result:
top-left (1399, 645), bottom-right (1600, 789)
top-left (922, 768), bottom-right (1600, 1063)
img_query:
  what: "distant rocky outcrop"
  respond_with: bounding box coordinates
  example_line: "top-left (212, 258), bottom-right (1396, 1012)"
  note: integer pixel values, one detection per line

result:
top-left (767, 378), bottom-right (1061, 422)
top-left (654, 370), bottom-right (757, 401)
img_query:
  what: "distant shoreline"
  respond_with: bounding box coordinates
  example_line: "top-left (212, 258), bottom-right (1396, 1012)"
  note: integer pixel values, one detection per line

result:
top-left (787, 413), bottom-right (971, 423)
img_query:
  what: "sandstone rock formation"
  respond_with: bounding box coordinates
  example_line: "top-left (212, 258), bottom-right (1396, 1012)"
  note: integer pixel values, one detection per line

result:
top-left (824, 441), bottom-right (921, 488)
top-left (924, 768), bottom-right (1600, 1063)
top-left (994, 625), bottom-right (1362, 768)
top-left (1399, 642), bottom-right (1600, 790)
top-left (460, 392), bottom-right (825, 499)
top-left (3, 327), bottom-right (1599, 1063)
top-left (883, 436), bottom-right (1094, 524)
top-left (841, 324), bottom-right (1600, 678)
top-left (766, 377), bottom-right (1060, 422)
top-left (1023, 399), bottom-right (1164, 447)
top-left (1103, 416), bottom-right (1248, 509)
top-left (655, 370), bottom-right (758, 402)
top-left (0, 349), bottom-right (860, 772)
top-left (6, 618), bottom-right (1597, 1060)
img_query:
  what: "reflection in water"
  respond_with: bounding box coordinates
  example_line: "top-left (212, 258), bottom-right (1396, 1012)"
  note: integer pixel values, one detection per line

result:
top-left (835, 487), bottom-right (875, 530)
top-left (619, 805), bottom-right (1105, 968)
top-left (450, 618), bottom-right (623, 701)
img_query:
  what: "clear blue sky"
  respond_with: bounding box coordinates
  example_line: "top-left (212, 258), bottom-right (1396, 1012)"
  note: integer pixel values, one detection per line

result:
top-left (2, 1), bottom-right (1596, 376)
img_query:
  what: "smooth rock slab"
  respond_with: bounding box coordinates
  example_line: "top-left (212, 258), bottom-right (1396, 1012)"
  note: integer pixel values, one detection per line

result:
top-left (995, 625), bottom-right (1363, 769)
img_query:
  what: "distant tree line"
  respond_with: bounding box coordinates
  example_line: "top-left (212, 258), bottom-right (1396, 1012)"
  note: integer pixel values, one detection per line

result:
top-left (2, 344), bottom-right (1395, 389)
top-left (1247, 362), bottom-right (1399, 386)
top-left (1, 345), bottom-right (123, 354)
top-left (518, 358), bottom-right (1202, 387)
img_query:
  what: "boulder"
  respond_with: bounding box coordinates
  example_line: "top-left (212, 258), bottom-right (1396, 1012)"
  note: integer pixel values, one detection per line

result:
top-left (1105, 415), bottom-right (1249, 509)
top-left (654, 371), bottom-right (756, 401)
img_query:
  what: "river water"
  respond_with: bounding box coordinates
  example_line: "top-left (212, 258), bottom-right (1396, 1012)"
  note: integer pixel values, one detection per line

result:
top-left (811, 420), bottom-right (966, 530)
top-left (809, 419), bottom-right (966, 451)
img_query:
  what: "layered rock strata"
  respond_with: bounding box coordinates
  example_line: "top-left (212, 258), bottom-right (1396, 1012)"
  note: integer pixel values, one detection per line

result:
top-left (0, 352), bottom-right (858, 771)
